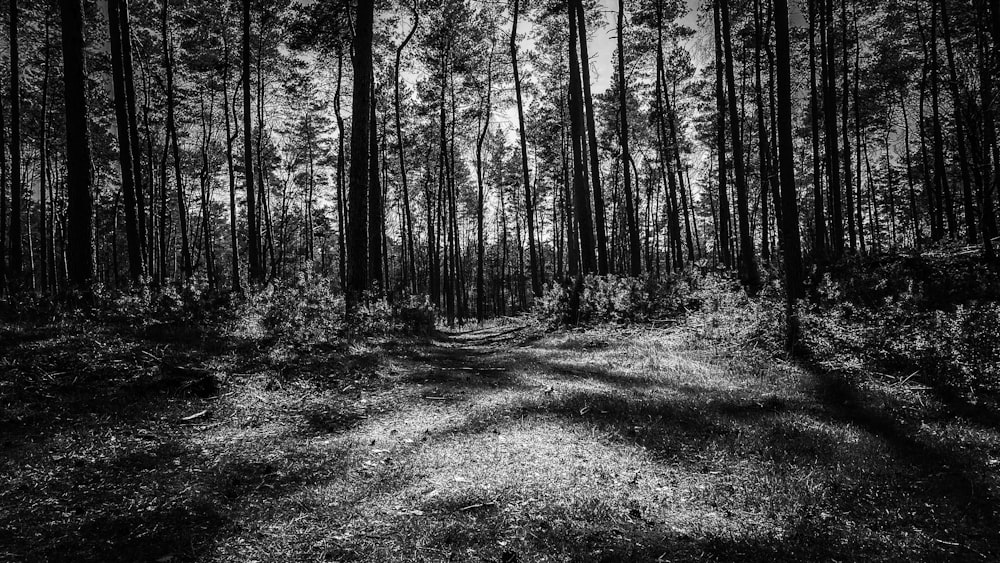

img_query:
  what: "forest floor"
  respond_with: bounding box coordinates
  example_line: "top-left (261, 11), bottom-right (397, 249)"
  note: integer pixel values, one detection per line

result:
top-left (2, 315), bottom-right (999, 562)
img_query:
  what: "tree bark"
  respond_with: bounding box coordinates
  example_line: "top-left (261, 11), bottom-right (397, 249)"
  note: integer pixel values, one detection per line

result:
top-left (808, 0), bottom-right (827, 262)
top-left (162, 0), bottom-right (191, 280)
top-left (721, 0), bottom-right (760, 289)
top-left (775, 0), bottom-right (803, 349)
top-left (511, 0), bottom-right (541, 296)
top-left (475, 40), bottom-right (495, 321)
top-left (929, 0), bottom-right (956, 239)
top-left (39, 11), bottom-right (51, 293)
top-left (8, 0), bottom-right (23, 289)
top-left (222, 19), bottom-right (241, 293)
top-left (368, 83), bottom-right (383, 293)
top-left (840, 0), bottom-right (856, 252)
top-left (822, 0), bottom-right (845, 257)
top-left (568, 0), bottom-right (597, 275)
top-left (395, 2), bottom-right (418, 294)
top-left (60, 0), bottom-right (95, 289)
top-left (618, 0), bottom-right (641, 276)
top-left (110, 0), bottom-right (144, 284)
top-left (713, 1), bottom-right (732, 269)
top-left (346, 0), bottom-right (374, 308)
top-left (242, 0), bottom-right (262, 284)
top-left (575, 1), bottom-right (609, 275)
top-left (939, 0), bottom-right (977, 243)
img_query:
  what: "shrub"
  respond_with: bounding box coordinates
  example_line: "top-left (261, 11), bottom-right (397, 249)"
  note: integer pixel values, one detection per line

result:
top-left (393, 295), bottom-right (436, 335)
top-left (256, 273), bottom-right (343, 344)
top-left (800, 278), bottom-right (1000, 397)
top-left (535, 272), bottom-right (711, 328)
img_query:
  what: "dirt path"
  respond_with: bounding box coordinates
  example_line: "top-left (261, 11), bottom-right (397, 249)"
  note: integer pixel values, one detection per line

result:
top-left (3, 320), bottom-right (999, 562)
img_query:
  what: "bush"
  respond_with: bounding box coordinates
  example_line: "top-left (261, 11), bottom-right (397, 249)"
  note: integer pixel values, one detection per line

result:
top-left (345, 294), bottom-right (437, 336)
top-left (393, 296), bottom-right (436, 335)
top-left (535, 276), bottom-right (647, 327)
top-left (818, 244), bottom-right (1000, 310)
top-left (800, 272), bottom-right (1000, 396)
top-left (536, 271), bottom-right (712, 328)
top-left (256, 273), bottom-right (343, 344)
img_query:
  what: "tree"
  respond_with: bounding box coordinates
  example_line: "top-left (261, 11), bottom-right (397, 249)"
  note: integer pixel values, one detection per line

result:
top-left (713, 1), bottom-right (732, 269)
top-left (395, 1), bottom-right (418, 294)
top-left (511, 0), bottom-right (541, 296)
top-left (346, 0), bottom-right (374, 309)
top-left (109, 0), bottom-right (145, 284)
top-left (575, 0), bottom-right (609, 275)
top-left (822, 0), bottom-right (845, 258)
top-left (568, 0), bottom-right (596, 275)
top-left (775, 0), bottom-right (803, 349)
top-left (8, 0), bottom-right (22, 290)
top-left (60, 0), bottom-right (95, 289)
top-left (618, 0), bottom-right (641, 276)
top-left (720, 0), bottom-right (760, 291)
top-left (244, 0), bottom-right (263, 284)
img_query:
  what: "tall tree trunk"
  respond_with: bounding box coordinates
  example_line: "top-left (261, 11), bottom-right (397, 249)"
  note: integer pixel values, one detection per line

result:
top-left (929, 0), bottom-right (955, 238)
top-left (199, 93), bottom-right (216, 289)
top-left (347, 0), bottom-right (374, 308)
top-left (39, 11), bottom-right (51, 293)
top-left (0, 53), bottom-right (6, 293)
top-left (713, 1), bottom-right (732, 269)
top-left (755, 0), bottom-right (773, 264)
top-left (670, 88), bottom-right (695, 263)
top-left (775, 0), bottom-right (803, 349)
top-left (158, 129), bottom-right (169, 282)
top-left (120, 0), bottom-right (146, 264)
top-left (721, 0), bottom-right (760, 289)
top-left (368, 83), bottom-right (383, 293)
top-left (901, 92), bottom-right (921, 249)
top-left (655, 0), bottom-right (681, 272)
top-left (8, 0), bottom-right (23, 290)
top-left (255, 22), bottom-right (272, 279)
top-left (395, 2), bottom-right (418, 294)
top-left (840, 0), bottom-right (856, 252)
top-left (915, 4), bottom-right (941, 241)
top-left (110, 0), bottom-right (144, 284)
top-left (808, 0), bottom-right (827, 262)
top-left (162, 0), bottom-right (190, 280)
top-left (60, 0), bottom-right (95, 289)
top-left (511, 0), bottom-right (541, 296)
top-left (939, 0), bottom-right (976, 243)
top-left (475, 41), bottom-right (494, 321)
top-left (334, 49), bottom-right (347, 291)
top-left (242, 0), bottom-right (262, 284)
top-left (575, 0), bottom-right (609, 274)
top-left (222, 20), bottom-right (241, 293)
top-left (568, 0), bottom-right (596, 275)
top-left (852, 5), bottom-right (866, 253)
top-left (822, 0), bottom-right (845, 257)
top-left (976, 0), bottom-right (998, 264)
top-left (618, 0), bottom-right (641, 276)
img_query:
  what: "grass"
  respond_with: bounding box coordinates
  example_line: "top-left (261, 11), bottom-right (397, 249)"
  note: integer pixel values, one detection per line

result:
top-left (2, 310), bottom-right (999, 562)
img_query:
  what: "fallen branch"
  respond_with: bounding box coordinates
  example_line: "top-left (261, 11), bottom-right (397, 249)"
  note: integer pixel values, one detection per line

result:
top-left (458, 501), bottom-right (497, 512)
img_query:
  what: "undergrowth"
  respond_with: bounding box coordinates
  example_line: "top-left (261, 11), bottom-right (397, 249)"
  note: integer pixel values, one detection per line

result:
top-left (535, 249), bottom-right (1000, 399)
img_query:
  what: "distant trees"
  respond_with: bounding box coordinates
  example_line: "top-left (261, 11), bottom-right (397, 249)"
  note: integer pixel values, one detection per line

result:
top-left (0, 0), bottom-right (994, 321)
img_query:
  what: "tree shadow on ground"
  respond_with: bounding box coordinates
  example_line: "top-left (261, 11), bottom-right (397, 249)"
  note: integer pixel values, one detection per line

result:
top-left (417, 340), bottom-right (999, 562)
top-left (0, 319), bottom-right (294, 562)
top-left (1, 318), bottom-right (445, 563)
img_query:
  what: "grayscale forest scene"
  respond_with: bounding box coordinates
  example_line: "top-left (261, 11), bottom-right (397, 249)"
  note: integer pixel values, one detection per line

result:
top-left (1, 0), bottom-right (999, 560)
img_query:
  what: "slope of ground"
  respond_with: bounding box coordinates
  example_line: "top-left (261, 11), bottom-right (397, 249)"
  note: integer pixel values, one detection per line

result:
top-left (1, 317), bottom-right (998, 562)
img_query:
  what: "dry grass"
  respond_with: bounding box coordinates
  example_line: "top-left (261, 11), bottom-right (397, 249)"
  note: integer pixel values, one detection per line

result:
top-left (2, 314), bottom-right (999, 562)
